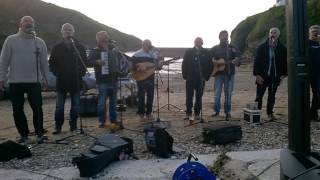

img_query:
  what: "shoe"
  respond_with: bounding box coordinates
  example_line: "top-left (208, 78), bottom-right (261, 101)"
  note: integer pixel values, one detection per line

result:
top-left (267, 114), bottom-right (275, 121)
top-left (225, 113), bottom-right (231, 121)
top-left (189, 119), bottom-right (194, 124)
top-left (98, 123), bottom-right (106, 128)
top-left (194, 115), bottom-right (201, 121)
top-left (184, 114), bottom-right (191, 120)
top-left (110, 123), bottom-right (120, 132)
top-left (52, 128), bottom-right (61, 135)
top-left (70, 127), bottom-right (77, 132)
top-left (36, 135), bottom-right (46, 144)
top-left (138, 114), bottom-right (145, 121)
top-left (211, 112), bottom-right (219, 117)
top-left (146, 114), bottom-right (154, 121)
top-left (18, 136), bottom-right (28, 143)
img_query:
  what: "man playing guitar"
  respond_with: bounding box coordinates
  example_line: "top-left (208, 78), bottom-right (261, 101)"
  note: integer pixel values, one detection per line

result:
top-left (210, 30), bottom-right (241, 121)
top-left (131, 39), bottom-right (162, 121)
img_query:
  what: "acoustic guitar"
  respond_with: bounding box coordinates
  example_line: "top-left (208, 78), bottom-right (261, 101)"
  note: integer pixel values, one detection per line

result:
top-left (131, 56), bottom-right (180, 81)
top-left (211, 58), bottom-right (240, 76)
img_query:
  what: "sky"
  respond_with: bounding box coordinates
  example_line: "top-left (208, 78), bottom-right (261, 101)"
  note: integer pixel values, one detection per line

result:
top-left (42, 0), bottom-right (277, 47)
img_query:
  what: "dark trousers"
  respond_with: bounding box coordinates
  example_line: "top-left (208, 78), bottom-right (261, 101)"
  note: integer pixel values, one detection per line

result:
top-left (137, 79), bottom-right (154, 115)
top-left (54, 91), bottom-right (80, 130)
top-left (9, 83), bottom-right (44, 137)
top-left (310, 78), bottom-right (320, 119)
top-left (255, 77), bottom-right (280, 115)
top-left (186, 79), bottom-right (205, 116)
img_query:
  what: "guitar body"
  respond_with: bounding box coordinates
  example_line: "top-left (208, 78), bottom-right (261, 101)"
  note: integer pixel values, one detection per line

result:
top-left (131, 62), bottom-right (156, 81)
top-left (212, 58), bottom-right (226, 76)
top-left (131, 57), bottom-right (181, 82)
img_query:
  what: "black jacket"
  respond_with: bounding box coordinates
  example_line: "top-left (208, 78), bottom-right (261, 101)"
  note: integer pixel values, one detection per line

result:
top-left (87, 47), bottom-right (118, 84)
top-left (309, 40), bottom-right (320, 81)
top-left (49, 40), bottom-right (87, 92)
top-left (182, 47), bottom-right (213, 81)
top-left (210, 43), bottom-right (241, 75)
top-left (253, 39), bottom-right (287, 80)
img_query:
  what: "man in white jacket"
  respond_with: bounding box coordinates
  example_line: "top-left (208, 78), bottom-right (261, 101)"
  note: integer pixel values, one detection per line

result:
top-left (0, 16), bottom-right (49, 144)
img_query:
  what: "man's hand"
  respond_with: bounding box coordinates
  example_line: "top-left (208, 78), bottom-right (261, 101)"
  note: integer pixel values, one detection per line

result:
top-left (96, 59), bottom-right (105, 66)
top-left (256, 75), bottom-right (264, 85)
top-left (232, 58), bottom-right (241, 66)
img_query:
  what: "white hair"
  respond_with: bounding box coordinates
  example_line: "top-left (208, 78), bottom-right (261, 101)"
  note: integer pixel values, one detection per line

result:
top-left (61, 23), bottom-right (75, 33)
top-left (269, 27), bottom-right (280, 36)
top-left (96, 31), bottom-right (108, 42)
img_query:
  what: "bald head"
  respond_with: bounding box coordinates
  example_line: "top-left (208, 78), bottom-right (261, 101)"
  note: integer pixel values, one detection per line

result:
top-left (142, 39), bottom-right (152, 52)
top-left (20, 16), bottom-right (34, 34)
top-left (194, 37), bottom-right (203, 48)
top-left (61, 23), bottom-right (75, 39)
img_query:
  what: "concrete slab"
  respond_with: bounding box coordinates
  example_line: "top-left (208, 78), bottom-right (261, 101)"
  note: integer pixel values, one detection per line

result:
top-left (0, 149), bottom-right (281, 180)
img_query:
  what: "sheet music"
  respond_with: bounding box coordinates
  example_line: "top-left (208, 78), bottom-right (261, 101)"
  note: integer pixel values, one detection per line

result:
top-left (101, 51), bottom-right (109, 75)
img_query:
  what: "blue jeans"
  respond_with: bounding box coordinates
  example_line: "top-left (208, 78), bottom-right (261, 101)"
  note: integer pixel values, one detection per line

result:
top-left (97, 83), bottom-right (117, 124)
top-left (54, 91), bottom-right (80, 130)
top-left (213, 74), bottom-right (234, 114)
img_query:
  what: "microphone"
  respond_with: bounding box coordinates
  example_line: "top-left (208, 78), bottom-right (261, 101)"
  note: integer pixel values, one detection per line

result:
top-left (69, 37), bottom-right (74, 43)
top-left (30, 30), bottom-right (36, 37)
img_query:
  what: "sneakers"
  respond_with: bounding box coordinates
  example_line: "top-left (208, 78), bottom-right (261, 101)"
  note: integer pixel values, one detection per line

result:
top-left (138, 114), bottom-right (145, 121)
top-left (70, 127), bottom-right (77, 132)
top-left (110, 123), bottom-right (120, 132)
top-left (52, 128), bottom-right (61, 135)
top-left (99, 123), bottom-right (106, 128)
top-left (18, 136), bottom-right (28, 143)
top-left (211, 112), bottom-right (219, 117)
top-left (194, 115), bottom-right (201, 121)
top-left (146, 114), bottom-right (154, 121)
top-left (267, 114), bottom-right (276, 121)
top-left (225, 113), bottom-right (231, 121)
top-left (36, 135), bottom-right (47, 144)
top-left (184, 114), bottom-right (192, 120)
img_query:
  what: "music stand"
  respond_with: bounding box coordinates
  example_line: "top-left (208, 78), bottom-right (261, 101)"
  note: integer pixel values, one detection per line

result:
top-left (144, 70), bottom-right (170, 129)
top-left (160, 60), bottom-right (183, 112)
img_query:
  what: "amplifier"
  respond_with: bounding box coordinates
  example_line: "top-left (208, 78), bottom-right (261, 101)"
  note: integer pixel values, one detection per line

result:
top-left (243, 108), bottom-right (261, 124)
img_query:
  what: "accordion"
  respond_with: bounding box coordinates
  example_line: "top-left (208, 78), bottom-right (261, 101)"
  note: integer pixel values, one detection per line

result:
top-left (101, 50), bottom-right (129, 77)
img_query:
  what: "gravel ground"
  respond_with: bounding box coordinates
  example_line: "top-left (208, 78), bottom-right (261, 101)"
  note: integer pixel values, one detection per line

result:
top-left (1, 65), bottom-right (320, 175)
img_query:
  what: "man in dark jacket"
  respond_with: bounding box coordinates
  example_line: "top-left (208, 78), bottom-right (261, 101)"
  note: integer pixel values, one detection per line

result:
top-left (308, 25), bottom-right (320, 121)
top-left (49, 23), bottom-right (87, 134)
top-left (182, 37), bottom-right (213, 123)
top-left (253, 27), bottom-right (287, 121)
top-left (210, 30), bottom-right (241, 121)
top-left (87, 31), bottom-right (121, 128)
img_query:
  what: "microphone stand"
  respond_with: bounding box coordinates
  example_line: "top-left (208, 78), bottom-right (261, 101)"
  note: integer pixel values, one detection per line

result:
top-left (70, 38), bottom-right (91, 135)
top-left (31, 32), bottom-right (51, 143)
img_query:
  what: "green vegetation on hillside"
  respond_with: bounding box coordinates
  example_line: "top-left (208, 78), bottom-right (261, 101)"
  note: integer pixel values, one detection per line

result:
top-left (231, 0), bottom-right (320, 55)
top-left (0, 0), bottom-right (142, 51)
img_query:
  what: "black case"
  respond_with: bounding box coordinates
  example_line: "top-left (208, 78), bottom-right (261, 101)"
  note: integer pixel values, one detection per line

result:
top-left (72, 134), bottom-right (133, 177)
top-left (202, 122), bottom-right (242, 145)
top-left (79, 93), bottom-right (98, 117)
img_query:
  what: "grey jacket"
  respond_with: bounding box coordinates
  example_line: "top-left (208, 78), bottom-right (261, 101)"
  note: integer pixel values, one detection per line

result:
top-left (0, 30), bottom-right (49, 84)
